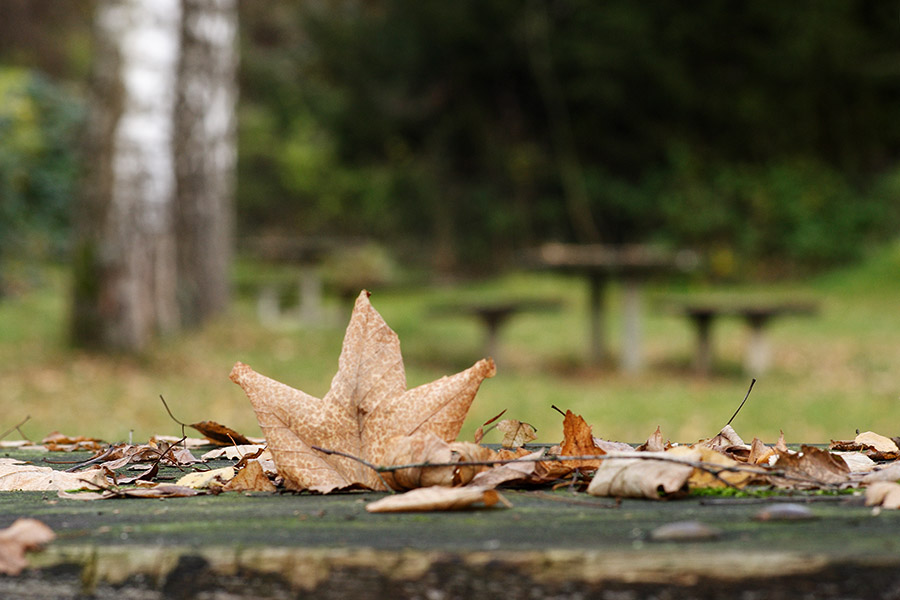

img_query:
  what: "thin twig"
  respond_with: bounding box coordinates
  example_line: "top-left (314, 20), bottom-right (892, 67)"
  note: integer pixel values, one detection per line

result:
top-left (159, 395), bottom-right (189, 448)
top-left (309, 446), bottom-right (839, 490)
top-left (0, 415), bottom-right (31, 441)
top-left (727, 378), bottom-right (756, 426)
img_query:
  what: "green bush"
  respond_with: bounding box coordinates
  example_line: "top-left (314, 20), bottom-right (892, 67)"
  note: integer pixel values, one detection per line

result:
top-left (657, 152), bottom-right (897, 277)
top-left (0, 68), bottom-right (83, 289)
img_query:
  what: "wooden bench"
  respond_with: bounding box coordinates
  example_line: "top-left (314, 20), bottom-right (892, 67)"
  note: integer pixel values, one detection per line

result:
top-left (432, 299), bottom-right (561, 364)
top-left (668, 298), bottom-right (818, 376)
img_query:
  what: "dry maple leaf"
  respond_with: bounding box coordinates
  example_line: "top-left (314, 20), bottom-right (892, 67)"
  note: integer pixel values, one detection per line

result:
top-left (230, 290), bottom-right (496, 493)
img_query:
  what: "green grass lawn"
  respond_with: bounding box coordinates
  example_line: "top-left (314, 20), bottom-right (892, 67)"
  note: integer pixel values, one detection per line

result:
top-left (2, 241), bottom-right (900, 447)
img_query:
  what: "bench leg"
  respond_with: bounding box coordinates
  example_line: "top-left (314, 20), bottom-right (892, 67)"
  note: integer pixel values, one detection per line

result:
top-left (480, 314), bottom-right (511, 365)
top-left (692, 314), bottom-right (715, 376)
top-left (744, 317), bottom-right (772, 375)
top-left (587, 274), bottom-right (607, 366)
top-left (257, 285), bottom-right (281, 325)
top-left (298, 267), bottom-right (324, 324)
top-left (621, 279), bottom-right (643, 373)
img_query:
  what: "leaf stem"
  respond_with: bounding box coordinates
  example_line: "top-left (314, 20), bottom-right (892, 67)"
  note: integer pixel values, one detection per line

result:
top-left (726, 378), bottom-right (756, 426)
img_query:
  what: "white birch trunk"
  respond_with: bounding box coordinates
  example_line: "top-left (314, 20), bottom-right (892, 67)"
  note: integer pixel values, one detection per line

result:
top-left (72, 0), bottom-right (237, 351)
top-left (174, 0), bottom-right (238, 327)
top-left (73, 0), bottom-right (182, 351)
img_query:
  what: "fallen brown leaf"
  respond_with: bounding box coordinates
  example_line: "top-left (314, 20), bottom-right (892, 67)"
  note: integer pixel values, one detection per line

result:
top-left (189, 421), bottom-right (254, 446)
top-left (0, 459), bottom-right (108, 492)
top-left (366, 486), bottom-right (509, 513)
top-left (201, 445), bottom-right (269, 462)
top-left (865, 481), bottom-right (900, 509)
top-left (701, 424), bottom-right (746, 452)
top-left (223, 460), bottom-right (277, 493)
top-left (176, 467), bottom-right (235, 490)
top-left (861, 462), bottom-right (900, 484)
top-left (770, 445), bottom-right (850, 489)
top-left (41, 431), bottom-right (105, 452)
top-left (775, 430), bottom-right (789, 453)
top-left (559, 410), bottom-right (606, 469)
top-left (586, 452), bottom-right (693, 499)
top-left (669, 446), bottom-right (757, 489)
top-left (380, 433), bottom-right (495, 490)
top-left (636, 426), bottom-right (666, 452)
top-left (230, 291), bottom-right (496, 493)
top-left (497, 419), bottom-right (537, 449)
top-left (469, 449), bottom-right (545, 488)
top-left (854, 431), bottom-right (899, 454)
top-left (748, 438), bottom-right (775, 465)
top-left (0, 518), bottom-right (55, 575)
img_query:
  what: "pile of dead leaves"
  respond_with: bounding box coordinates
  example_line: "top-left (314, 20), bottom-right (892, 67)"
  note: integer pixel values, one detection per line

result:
top-left (3, 290), bottom-right (900, 515)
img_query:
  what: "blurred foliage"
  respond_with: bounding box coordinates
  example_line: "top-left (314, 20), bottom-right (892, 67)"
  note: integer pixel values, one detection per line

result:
top-left (1, 1), bottom-right (899, 285)
top-left (238, 0), bottom-right (900, 277)
top-left (0, 68), bottom-right (84, 292)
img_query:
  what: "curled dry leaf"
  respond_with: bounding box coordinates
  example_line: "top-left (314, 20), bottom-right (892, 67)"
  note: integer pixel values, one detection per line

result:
top-left (668, 446), bottom-right (757, 489)
top-left (770, 445), bottom-right (850, 489)
top-left (701, 424), bottom-right (746, 452)
top-left (559, 410), bottom-right (606, 469)
top-left (381, 433), bottom-right (455, 491)
top-left (381, 433), bottom-right (496, 491)
top-left (366, 486), bottom-right (509, 513)
top-left (636, 426), bottom-right (666, 453)
top-left (0, 518), bottom-right (55, 575)
top-left (189, 420), bottom-right (254, 446)
top-left (0, 458), bottom-right (108, 492)
top-left (835, 452), bottom-right (876, 473)
top-left (469, 449), bottom-right (545, 488)
top-left (775, 430), bottom-right (789, 453)
top-left (861, 462), bottom-right (900, 484)
top-left (497, 419), bottom-right (537, 449)
top-left (854, 431), bottom-right (899, 454)
top-left (587, 452), bottom-right (693, 499)
top-left (41, 431), bottom-right (105, 452)
top-left (201, 445), bottom-right (269, 462)
top-left (230, 291), bottom-right (496, 493)
top-left (223, 459), bottom-right (277, 493)
top-left (865, 481), bottom-right (900, 509)
top-left (748, 438), bottom-right (775, 465)
top-left (176, 467), bottom-right (235, 490)
top-left (450, 441), bottom-right (497, 486)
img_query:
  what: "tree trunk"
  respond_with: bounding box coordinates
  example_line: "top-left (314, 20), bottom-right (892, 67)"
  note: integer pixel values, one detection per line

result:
top-left (174, 0), bottom-right (237, 327)
top-left (71, 0), bottom-right (237, 351)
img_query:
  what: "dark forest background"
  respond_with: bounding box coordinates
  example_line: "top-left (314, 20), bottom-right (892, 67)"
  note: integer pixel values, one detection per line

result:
top-left (2, 0), bottom-right (900, 285)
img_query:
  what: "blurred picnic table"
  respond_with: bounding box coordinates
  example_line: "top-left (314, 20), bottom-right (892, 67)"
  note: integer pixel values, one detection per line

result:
top-left (665, 296), bottom-right (819, 376)
top-left (528, 243), bottom-right (697, 372)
